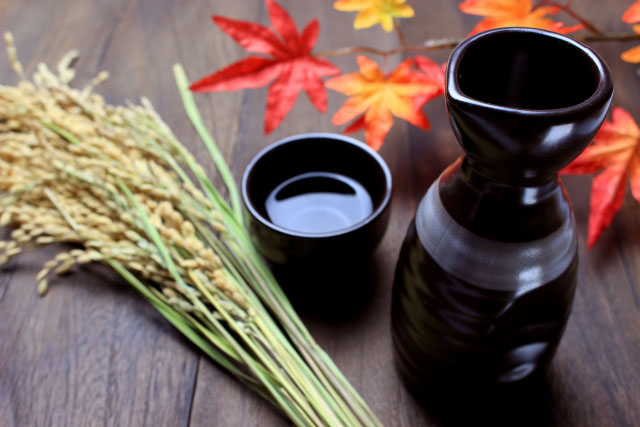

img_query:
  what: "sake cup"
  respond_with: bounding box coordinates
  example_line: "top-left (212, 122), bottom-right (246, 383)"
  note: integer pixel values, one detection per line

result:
top-left (241, 133), bottom-right (392, 314)
top-left (242, 133), bottom-right (392, 265)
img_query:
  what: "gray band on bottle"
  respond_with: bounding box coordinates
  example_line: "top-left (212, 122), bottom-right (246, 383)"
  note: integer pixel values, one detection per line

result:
top-left (416, 179), bottom-right (577, 293)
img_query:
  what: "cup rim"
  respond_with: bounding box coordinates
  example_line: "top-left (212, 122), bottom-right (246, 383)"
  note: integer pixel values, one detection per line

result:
top-left (241, 132), bottom-right (393, 239)
top-left (446, 27), bottom-right (614, 117)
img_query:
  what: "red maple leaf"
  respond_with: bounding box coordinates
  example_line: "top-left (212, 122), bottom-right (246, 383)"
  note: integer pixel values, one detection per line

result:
top-left (412, 55), bottom-right (446, 107)
top-left (190, 0), bottom-right (340, 134)
top-left (561, 107), bottom-right (640, 248)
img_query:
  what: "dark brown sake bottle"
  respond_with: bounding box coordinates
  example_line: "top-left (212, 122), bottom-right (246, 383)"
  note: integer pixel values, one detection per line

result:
top-left (391, 28), bottom-right (613, 398)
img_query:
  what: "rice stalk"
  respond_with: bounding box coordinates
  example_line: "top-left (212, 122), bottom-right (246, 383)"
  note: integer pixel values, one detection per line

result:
top-left (0, 32), bottom-right (382, 426)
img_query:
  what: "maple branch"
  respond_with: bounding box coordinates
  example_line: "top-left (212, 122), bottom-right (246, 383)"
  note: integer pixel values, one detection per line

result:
top-left (314, 29), bottom-right (640, 59)
top-left (395, 24), bottom-right (408, 50)
top-left (315, 1), bottom-right (637, 59)
top-left (583, 33), bottom-right (640, 42)
top-left (314, 37), bottom-right (461, 58)
top-left (536, 0), bottom-right (604, 35)
top-left (313, 0), bottom-right (637, 59)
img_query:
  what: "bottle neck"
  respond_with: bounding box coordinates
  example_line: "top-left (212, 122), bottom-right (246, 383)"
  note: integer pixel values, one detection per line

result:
top-left (465, 155), bottom-right (558, 187)
top-left (437, 157), bottom-right (571, 242)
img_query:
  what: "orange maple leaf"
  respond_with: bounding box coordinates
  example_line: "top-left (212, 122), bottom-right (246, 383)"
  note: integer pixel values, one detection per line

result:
top-left (334, 0), bottom-right (415, 32)
top-left (561, 107), bottom-right (640, 248)
top-left (459, 0), bottom-right (583, 36)
top-left (325, 56), bottom-right (443, 151)
top-left (621, 1), bottom-right (640, 63)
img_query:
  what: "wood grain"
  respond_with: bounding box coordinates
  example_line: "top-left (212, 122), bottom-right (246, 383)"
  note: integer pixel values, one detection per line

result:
top-left (0, 0), bottom-right (639, 426)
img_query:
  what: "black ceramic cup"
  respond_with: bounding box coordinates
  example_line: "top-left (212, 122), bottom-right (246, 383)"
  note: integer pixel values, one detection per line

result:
top-left (242, 133), bottom-right (392, 315)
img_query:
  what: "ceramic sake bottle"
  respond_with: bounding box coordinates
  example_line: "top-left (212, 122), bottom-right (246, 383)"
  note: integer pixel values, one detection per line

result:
top-left (391, 28), bottom-right (613, 397)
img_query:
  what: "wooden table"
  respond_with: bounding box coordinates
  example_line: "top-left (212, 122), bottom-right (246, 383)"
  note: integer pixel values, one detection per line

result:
top-left (1, 0), bottom-right (638, 425)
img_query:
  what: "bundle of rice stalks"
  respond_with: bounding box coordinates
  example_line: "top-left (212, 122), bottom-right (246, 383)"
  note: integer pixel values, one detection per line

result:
top-left (0, 32), bottom-right (381, 427)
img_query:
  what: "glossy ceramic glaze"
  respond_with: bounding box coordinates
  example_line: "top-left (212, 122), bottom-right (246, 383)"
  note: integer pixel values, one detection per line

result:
top-left (391, 28), bottom-right (613, 397)
top-left (243, 133), bottom-right (392, 312)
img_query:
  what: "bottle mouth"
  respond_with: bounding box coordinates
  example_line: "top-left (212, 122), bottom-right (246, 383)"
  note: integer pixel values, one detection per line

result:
top-left (447, 28), bottom-right (612, 115)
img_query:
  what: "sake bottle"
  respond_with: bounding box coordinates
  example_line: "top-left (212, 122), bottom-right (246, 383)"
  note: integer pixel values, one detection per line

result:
top-left (391, 28), bottom-right (613, 397)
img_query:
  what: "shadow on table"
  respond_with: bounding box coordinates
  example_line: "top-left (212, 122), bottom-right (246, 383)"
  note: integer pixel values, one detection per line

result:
top-left (268, 252), bottom-right (382, 323)
top-left (408, 372), bottom-right (558, 427)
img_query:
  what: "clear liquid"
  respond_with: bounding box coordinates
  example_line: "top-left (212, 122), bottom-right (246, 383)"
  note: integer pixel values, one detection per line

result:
top-left (265, 172), bottom-right (374, 234)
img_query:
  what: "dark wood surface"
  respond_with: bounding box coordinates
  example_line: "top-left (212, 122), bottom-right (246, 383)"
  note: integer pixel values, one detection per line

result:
top-left (1, 0), bottom-right (639, 426)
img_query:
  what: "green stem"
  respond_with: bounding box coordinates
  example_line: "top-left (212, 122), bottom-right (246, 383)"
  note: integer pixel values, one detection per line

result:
top-left (169, 63), bottom-right (382, 425)
top-left (116, 179), bottom-right (312, 425)
top-left (41, 121), bottom-right (80, 145)
top-left (173, 64), bottom-right (243, 222)
top-left (189, 272), bottom-right (332, 426)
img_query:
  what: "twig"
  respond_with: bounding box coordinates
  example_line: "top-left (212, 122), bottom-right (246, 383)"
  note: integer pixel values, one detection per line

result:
top-left (395, 23), bottom-right (408, 49)
top-left (314, 31), bottom-right (640, 59)
top-left (314, 37), bottom-right (461, 58)
top-left (584, 33), bottom-right (640, 42)
top-left (537, 0), bottom-right (603, 35)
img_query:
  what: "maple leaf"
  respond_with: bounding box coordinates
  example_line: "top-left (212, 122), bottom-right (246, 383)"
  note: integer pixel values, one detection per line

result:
top-left (561, 107), bottom-right (640, 248)
top-left (621, 26), bottom-right (640, 63)
top-left (190, 0), bottom-right (340, 134)
top-left (623, 0), bottom-right (640, 23)
top-left (413, 55), bottom-right (446, 104)
top-left (621, 2), bottom-right (640, 63)
top-left (334, 0), bottom-right (415, 32)
top-left (458, 0), bottom-right (583, 36)
top-left (326, 56), bottom-right (443, 151)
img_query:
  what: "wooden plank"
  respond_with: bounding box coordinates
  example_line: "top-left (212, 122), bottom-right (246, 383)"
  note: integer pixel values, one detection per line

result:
top-left (0, 250), bottom-right (198, 426)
